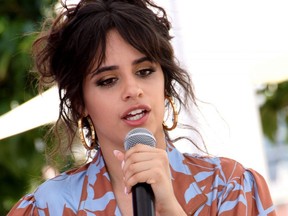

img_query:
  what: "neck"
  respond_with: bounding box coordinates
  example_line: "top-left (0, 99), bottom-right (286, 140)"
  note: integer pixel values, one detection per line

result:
top-left (100, 145), bottom-right (124, 185)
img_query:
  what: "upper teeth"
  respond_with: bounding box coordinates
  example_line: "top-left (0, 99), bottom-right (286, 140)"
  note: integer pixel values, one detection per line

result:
top-left (128, 109), bottom-right (144, 116)
top-left (126, 109), bottom-right (145, 121)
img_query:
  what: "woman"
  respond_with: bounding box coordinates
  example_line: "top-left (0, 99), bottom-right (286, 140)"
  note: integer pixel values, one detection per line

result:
top-left (8, 0), bottom-right (276, 215)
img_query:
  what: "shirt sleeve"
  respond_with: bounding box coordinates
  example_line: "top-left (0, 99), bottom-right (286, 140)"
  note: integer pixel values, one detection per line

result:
top-left (217, 163), bottom-right (277, 216)
top-left (7, 193), bottom-right (40, 216)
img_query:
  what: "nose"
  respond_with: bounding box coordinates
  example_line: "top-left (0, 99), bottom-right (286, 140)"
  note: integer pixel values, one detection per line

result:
top-left (121, 77), bottom-right (144, 101)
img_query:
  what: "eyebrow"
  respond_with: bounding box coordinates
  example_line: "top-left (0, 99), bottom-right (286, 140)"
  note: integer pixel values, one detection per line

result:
top-left (132, 56), bottom-right (153, 65)
top-left (91, 56), bottom-right (153, 77)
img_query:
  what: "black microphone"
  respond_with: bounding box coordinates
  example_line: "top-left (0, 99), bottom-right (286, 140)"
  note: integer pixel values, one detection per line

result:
top-left (124, 128), bottom-right (156, 216)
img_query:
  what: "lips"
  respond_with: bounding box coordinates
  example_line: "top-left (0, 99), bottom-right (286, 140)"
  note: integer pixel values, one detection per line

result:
top-left (125, 109), bottom-right (147, 121)
top-left (122, 105), bottom-right (151, 123)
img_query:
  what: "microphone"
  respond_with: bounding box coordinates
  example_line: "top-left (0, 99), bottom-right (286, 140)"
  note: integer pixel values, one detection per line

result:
top-left (124, 128), bottom-right (156, 216)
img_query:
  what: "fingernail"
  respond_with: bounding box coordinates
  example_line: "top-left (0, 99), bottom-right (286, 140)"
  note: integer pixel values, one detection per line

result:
top-left (124, 187), bottom-right (128, 195)
top-left (113, 150), bottom-right (120, 157)
top-left (121, 160), bottom-right (125, 169)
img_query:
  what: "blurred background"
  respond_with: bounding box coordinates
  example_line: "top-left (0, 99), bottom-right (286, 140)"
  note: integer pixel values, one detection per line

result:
top-left (0, 0), bottom-right (287, 215)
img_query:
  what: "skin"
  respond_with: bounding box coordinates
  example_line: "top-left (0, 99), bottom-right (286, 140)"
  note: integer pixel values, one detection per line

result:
top-left (82, 30), bottom-right (186, 215)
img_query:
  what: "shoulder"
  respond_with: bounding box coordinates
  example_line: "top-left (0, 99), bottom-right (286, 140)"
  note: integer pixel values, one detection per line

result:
top-left (182, 153), bottom-right (263, 185)
top-left (177, 152), bottom-right (276, 215)
top-left (183, 153), bottom-right (272, 193)
top-left (184, 153), bottom-right (245, 173)
top-left (8, 163), bottom-right (90, 215)
top-left (35, 164), bottom-right (89, 204)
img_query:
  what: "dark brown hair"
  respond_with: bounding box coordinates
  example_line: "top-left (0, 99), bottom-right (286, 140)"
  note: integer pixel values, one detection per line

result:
top-left (33, 0), bottom-right (197, 159)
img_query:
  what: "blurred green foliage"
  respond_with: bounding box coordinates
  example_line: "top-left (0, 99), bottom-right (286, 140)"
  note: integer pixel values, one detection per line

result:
top-left (258, 81), bottom-right (288, 143)
top-left (0, 0), bottom-right (287, 215)
top-left (0, 0), bottom-right (56, 214)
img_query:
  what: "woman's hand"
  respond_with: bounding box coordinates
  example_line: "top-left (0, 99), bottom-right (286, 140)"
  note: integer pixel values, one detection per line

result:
top-left (114, 144), bottom-right (186, 215)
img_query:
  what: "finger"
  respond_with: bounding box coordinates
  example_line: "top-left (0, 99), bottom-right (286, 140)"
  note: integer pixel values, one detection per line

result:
top-left (124, 154), bottom-right (169, 192)
top-left (123, 144), bottom-right (160, 170)
top-left (123, 145), bottom-right (169, 192)
top-left (124, 167), bottom-right (155, 194)
top-left (123, 150), bottom-right (159, 183)
top-left (124, 144), bottom-right (156, 160)
top-left (123, 147), bottom-right (167, 179)
top-left (113, 149), bottom-right (125, 161)
top-left (124, 145), bottom-right (165, 169)
top-left (124, 157), bottom-right (153, 181)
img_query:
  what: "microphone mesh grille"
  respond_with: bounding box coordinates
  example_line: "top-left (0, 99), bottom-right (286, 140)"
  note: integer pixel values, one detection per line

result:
top-left (124, 128), bottom-right (156, 150)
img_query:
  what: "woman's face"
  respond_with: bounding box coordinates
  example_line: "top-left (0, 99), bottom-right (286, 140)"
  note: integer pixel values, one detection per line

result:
top-left (83, 30), bottom-right (165, 149)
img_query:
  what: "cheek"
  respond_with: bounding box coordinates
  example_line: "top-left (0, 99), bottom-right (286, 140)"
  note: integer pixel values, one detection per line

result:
top-left (85, 95), bottom-right (106, 118)
top-left (160, 99), bottom-right (166, 120)
top-left (153, 92), bottom-right (165, 120)
top-left (85, 102), bottom-right (109, 133)
top-left (85, 91), bottom-right (117, 119)
top-left (83, 90), bottom-right (100, 119)
top-left (83, 81), bottom-right (106, 113)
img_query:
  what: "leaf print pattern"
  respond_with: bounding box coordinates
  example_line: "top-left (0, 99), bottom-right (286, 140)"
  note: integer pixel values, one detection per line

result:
top-left (8, 143), bottom-right (276, 216)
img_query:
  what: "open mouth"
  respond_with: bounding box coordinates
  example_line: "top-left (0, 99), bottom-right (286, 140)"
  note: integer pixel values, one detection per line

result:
top-left (125, 109), bottom-right (147, 121)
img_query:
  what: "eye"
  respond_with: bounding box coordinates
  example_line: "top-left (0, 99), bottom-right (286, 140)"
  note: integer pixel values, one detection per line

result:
top-left (136, 68), bottom-right (156, 77)
top-left (96, 77), bottom-right (118, 87)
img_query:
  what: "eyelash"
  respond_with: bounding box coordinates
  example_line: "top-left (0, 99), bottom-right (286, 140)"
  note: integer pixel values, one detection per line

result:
top-left (136, 67), bottom-right (156, 77)
top-left (95, 67), bottom-right (156, 87)
top-left (96, 77), bottom-right (118, 87)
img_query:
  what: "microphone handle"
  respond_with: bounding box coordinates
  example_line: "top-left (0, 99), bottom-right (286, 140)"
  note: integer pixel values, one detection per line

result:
top-left (132, 183), bottom-right (155, 216)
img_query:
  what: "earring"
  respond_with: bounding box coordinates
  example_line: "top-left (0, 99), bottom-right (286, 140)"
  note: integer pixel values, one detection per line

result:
top-left (163, 96), bottom-right (178, 131)
top-left (78, 116), bottom-right (99, 150)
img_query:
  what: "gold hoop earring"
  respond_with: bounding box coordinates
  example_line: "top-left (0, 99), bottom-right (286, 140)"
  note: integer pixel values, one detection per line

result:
top-left (78, 116), bottom-right (98, 150)
top-left (163, 96), bottom-right (178, 131)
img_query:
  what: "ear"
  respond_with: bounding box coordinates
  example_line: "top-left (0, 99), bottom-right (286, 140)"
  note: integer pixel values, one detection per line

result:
top-left (77, 104), bottom-right (88, 117)
top-left (82, 107), bottom-right (88, 117)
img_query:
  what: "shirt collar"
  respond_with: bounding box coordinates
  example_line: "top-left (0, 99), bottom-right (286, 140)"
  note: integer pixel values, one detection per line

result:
top-left (167, 142), bottom-right (208, 215)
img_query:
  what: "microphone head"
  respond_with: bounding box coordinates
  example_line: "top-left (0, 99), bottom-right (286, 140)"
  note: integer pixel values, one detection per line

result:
top-left (124, 128), bottom-right (156, 150)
